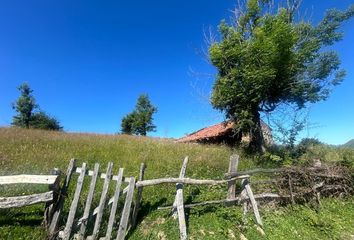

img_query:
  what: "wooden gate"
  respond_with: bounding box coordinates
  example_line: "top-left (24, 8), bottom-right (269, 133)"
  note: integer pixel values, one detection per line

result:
top-left (49, 159), bottom-right (138, 240)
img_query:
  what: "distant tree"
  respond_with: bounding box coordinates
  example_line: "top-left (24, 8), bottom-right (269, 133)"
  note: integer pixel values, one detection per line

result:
top-left (209, 0), bottom-right (354, 152)
top-left (12, 83), bottom-right (62, 131)
top-left (12, 83), bottom-right (38, 128)
top-left (121, 112), bottom-right (136, 135)
top-left (121, 94), bottom-right (157, 136)
top-left (30, 111), bottom-right (63, 131)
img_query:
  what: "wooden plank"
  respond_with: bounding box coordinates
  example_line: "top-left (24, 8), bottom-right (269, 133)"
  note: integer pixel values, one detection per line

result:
top-left (78, 163), bottom-right (100, 238)
top-left (225, 166), bottom-right (328, 178)
top-left (243, 179), bottom-right (263, 226)
top-left (176, 183), bottom-right (187, 240)
top-left (225, 168), bottom-right (284, 178)
top-left (0, 174), bottom-right (58, 185)
top-left (172, 157), bottom-right (188, 219)
top-left (116, 177), bottom-right (136, 240)
top-left (0, 191), bottom-right (53, 208)
top-left (107, 186), bottom-right (129, 206)
top-left (158, 193), bottom-right (282, 210)
top-left (88, 162), bottom-right (113, 240)
top-left (75, 167), bottom-right (132, 183)
top-left (131, 163), bottom-right (146, 227)
top-left (136, 175), bottom-right (249, 187)
top-left (91, 186), bottom-right (129, 217)
top-left (227, 154), bottom-right (239, 200)
top-left (105, 168), bottom-right (124, 239)
top-left (49, 158), bottom-right (76, 239)
top-left (61, 162), bottom-right (87, 240)
top-left (240, 179), bottom-right (248, 215)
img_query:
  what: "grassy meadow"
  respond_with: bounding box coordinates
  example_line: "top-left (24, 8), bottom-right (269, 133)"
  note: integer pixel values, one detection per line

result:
top-left (0, 127), bottom-right (353, 239)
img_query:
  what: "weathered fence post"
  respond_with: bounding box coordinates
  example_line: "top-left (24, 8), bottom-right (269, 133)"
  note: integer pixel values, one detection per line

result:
top-left (117, 177), bottom-right (136, 240)
top-left (44, 168), bottom-right (61, 229)
top-left (61, 162), bottom-right (87, 240)
top-left (288, 174), bottom-right (295, 204)
top-left (131, 163), bottom-right (146, 228)
top-left (176, 182), bottom-right (187, 240)
top-left (105, 168), bottom-right (124, 239)
top-left (174, 157), bottom-right (189, 240)
top-left (243, 178), bottom-right (263, 226)
top-left (227, 154), bottom-right (239, 203)
top-left (88, 162), bottom-right (113, 240)
top-left (49, 158), bottom-right (76, 240)
top-left (172, 156), bottom-right (189, 219)
top-left (77, 163), bottom-right (100, 239)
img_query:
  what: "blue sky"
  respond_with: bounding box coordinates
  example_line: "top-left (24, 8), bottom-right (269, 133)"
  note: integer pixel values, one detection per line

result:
top-left (0, 0), bottom-right (353, 145)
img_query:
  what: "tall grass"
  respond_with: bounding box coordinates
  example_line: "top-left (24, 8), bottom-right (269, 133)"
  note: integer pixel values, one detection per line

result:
top-left (0, 127), bottom-right (353, 239)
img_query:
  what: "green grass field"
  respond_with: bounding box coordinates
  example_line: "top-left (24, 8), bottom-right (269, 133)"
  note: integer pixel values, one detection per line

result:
top-left (0, 127), bottom-right (353, 239)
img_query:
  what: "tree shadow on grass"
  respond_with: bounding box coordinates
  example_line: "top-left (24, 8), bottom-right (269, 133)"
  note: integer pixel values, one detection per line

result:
top-left (0, 208), bottom-right (44, 226)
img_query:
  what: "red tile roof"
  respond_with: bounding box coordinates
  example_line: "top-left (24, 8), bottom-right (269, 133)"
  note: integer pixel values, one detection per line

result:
top-left (177, 121), bottom-right (235, 143)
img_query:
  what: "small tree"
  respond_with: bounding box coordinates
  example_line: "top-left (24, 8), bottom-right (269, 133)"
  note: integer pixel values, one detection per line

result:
top-left (209, 0), bottom-right (354, 152)
top-left (121, 94), bottom-right (157, 136)
top-left (12, 83), bottom-right (62, 131)
top-left (30, 111), bottom-right (63, 131)
top-left (12, 83), bottom-right (37, 128)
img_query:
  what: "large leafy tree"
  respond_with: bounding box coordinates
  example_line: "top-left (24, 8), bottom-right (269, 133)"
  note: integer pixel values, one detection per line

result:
top-left (209, 0), bottom-right (354, 151)
top-left (12, 83), bottom-right (62, 131)
top-left (121, 94), bottom-right (157, 136)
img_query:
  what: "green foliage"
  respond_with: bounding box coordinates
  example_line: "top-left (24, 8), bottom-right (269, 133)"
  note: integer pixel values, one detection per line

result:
top-left (11, 83), bottom-right (62, 131)
top-left (209, 0), bottom-right (354, 151)
top-left (30, 111), bottom-right (63, 131)
top-left (121, 94), bottom-right (157, 136)
top-left (121, 112), bottom-right (136, 135)
top-left (12, 83), bottom-right (37, 128)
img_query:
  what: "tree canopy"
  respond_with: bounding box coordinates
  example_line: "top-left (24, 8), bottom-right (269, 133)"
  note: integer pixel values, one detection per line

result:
top-left (12, 83), bottom-right (62, 131)
top-left (12, 83), bottom-right (37, 128)
top-left (209, 0), bottom-right (354, 151)
top-left (121, 94), bottom-right (157, 136)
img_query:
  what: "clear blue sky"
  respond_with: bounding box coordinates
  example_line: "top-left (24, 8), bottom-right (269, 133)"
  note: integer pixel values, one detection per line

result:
top-left (0, 0), bottom-right (353, 145)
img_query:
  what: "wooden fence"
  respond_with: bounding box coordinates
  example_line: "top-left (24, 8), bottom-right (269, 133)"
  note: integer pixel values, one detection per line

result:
top-left (0, 169), bottom-right (61, 234)
top-left (50, 159), bottom-right (140, 240)
top-left (2, 155), bottom-right (350, 240)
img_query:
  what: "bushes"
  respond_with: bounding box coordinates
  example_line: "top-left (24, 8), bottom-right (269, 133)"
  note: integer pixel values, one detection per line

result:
top-left (264, 138), bottom-right (354, 167)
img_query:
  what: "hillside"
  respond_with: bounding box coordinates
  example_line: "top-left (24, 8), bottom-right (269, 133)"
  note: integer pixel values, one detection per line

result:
top-left (343, 139), bottom-right (354, 148)
top-left (0, 127), bottom-right (354, 239)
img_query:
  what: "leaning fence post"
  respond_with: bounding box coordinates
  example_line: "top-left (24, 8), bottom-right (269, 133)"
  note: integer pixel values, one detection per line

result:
top-left (172, 156), bottom-right (189, 219)
top-left (131, 163), bottom-right (146, 228)
top-left (61, 162), bottom-right (87, 240)
top-left (227, 154), bottom-right (239, 203)
top-left (44, 168), bottom-right (61, 229)
top-left (49, 158), bottom-right (76, 240)
top-left (243, 178), bottom-right (263, 226)
top-left (117, 177), bottom-right (136, 240)
top-left (176, 182), bottom-right (187, 240)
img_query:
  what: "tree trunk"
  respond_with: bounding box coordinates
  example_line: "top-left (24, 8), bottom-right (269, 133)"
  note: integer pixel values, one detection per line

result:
top-left (249, 111), bottom-right (266, 153)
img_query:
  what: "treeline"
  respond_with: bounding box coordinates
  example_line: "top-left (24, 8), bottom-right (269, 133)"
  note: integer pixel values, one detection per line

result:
top-left (11, 83), bottom-right (158, 135)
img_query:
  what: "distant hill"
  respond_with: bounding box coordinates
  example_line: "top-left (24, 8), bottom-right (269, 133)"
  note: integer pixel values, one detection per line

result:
top-left (342, 139), bottom-right (354, 148)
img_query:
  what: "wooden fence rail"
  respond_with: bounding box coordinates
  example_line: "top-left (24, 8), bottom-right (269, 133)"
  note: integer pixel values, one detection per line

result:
top-left (135, 155), bottom-right (263, 240)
